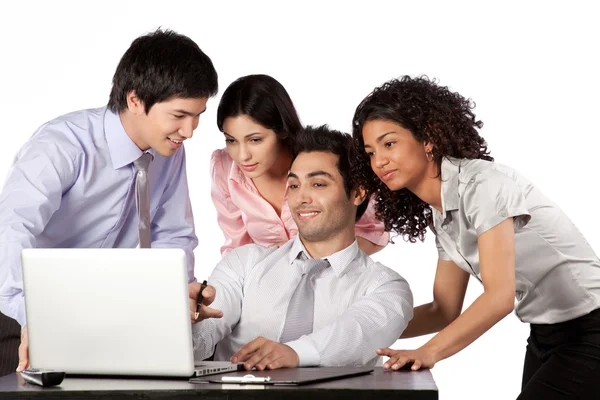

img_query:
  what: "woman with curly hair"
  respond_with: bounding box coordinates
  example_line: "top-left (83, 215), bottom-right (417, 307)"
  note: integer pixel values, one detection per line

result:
top-left (211, 74), bottom-right (389, 256)
top-left (352, 75), bottom-right (600, 398)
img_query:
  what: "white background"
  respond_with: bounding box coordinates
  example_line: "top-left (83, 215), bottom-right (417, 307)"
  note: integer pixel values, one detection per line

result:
top-left (1, 1), bottom-right (599, 398)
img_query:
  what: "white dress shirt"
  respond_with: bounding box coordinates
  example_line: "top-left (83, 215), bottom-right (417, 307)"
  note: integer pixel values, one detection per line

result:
top-left (193, 236), bottom-right (413, 367)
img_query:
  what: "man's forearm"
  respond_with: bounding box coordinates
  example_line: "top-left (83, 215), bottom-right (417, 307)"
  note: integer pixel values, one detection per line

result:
top-left (309, 278), bottom-right (413, 366)
top-left (192, 319), bottom-right (221, 360)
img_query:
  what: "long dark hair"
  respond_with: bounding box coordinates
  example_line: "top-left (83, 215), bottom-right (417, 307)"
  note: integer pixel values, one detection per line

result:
top-left (217, 74), bottom-right (302, 152)
top-left (352, 75), bottom-right (493, 242)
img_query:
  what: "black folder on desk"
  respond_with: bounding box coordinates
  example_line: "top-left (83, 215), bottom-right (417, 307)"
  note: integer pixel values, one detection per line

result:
top-left (189, 367), bottom-right (374, 385)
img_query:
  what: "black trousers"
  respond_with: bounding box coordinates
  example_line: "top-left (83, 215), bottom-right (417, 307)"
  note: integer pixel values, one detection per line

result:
top-left (519, 308), bottom-right (600, 399)
top-left (0, 312), bottom-right (20, 377)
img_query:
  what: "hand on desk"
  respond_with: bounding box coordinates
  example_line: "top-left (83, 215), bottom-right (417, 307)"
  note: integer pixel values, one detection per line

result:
top-left (16, 326), bottom-right (29, 372)
top-left (189, 282), bottom-right (223, 323)
top-left (377, 346), bottom-right (438, 371)
top-left (231, 336), bottom-right (299, 370)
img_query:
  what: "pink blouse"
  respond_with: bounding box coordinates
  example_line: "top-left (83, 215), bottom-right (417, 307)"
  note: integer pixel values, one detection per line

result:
top-left (210, 149), bottom-right (390, 256)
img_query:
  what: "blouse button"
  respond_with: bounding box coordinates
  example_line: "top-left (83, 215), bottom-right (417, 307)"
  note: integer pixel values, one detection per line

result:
top-left (442, 224), bottom-right (448, 230)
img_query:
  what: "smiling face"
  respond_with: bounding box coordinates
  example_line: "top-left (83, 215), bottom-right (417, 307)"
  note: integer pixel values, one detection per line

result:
top-left (362, 119), bottom-right (431, 192)
top-left (222, 115), bottom-right (284, 179)
top-left (287, 151), bottom-right (363, 243)
top-left (125, 92), bottom-right (208, 157)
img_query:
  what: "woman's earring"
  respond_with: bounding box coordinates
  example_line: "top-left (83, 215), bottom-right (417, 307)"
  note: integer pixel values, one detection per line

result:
top-left (426, 151), bottom-right (434, 162)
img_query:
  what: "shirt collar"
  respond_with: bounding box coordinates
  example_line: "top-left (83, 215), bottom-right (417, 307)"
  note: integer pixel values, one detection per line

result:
top-left (225, 154), bottom-right (260, 194)
top-left (104, 108), bottom-right (156, 170)
top-left (287, 236), bottom-right (360, 277)
top-left (228, 156), bottom-right (248, 185)
top-left (439, 156), bottom-right (462, 216)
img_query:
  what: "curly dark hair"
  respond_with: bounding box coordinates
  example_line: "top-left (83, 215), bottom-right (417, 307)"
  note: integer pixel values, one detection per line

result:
top-left (351, 75), bottom-right (493, 243)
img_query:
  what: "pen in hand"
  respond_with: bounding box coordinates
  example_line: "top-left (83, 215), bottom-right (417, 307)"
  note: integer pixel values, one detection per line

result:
top-left (194, 280), bottom-right (208, 320)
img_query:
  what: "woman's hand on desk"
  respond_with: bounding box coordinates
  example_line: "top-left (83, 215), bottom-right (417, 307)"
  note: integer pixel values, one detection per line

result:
top-left (377, 346), bottom-right (438, 371)
top-left (189, 282), bottom-right (223, 323)
top-left (15, 326), bottom-right (29, 372)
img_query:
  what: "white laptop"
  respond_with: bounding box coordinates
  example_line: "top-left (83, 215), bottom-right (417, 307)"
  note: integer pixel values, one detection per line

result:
top-left (21, 248), bottom-right (242, 377)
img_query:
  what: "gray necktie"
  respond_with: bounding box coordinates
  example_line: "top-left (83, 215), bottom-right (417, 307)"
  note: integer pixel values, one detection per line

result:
top-left (133, 153), bottom-right (153, 248)
top-left (280, 258), bottom-right (329, 343)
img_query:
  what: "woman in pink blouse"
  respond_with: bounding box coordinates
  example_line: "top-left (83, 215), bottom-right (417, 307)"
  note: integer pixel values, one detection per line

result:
top-left (210, 74), bottom-right (389, 256)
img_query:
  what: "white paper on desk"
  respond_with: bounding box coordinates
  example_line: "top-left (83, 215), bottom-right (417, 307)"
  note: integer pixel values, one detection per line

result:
top-left (221, 384), bottom-right (266, 389)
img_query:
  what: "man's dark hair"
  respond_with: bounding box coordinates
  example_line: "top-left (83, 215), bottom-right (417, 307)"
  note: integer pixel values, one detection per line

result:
top-left (293, 125), bottom-right (369, 221)
top-left (108, 28), bottom-right (218, 113)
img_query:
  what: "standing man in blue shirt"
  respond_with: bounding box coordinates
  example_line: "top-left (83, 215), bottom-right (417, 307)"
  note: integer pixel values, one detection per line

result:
top-left (0, 28), bottom-right (219, 374)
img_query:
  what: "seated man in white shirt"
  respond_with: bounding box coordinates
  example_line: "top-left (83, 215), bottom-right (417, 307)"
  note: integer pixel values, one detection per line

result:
top-left (191, 125), bottom-right (413, 370)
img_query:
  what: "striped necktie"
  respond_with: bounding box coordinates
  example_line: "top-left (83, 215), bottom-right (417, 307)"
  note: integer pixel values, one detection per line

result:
top-left (280, 258), bottom-right (329, 342)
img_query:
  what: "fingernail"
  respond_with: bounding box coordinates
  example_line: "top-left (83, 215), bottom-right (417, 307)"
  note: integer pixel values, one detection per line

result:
top-left (231, 357), bottom-right (237, 363)
top-left (383, 363), bottom-right (389, 369)
top-left (16, 365), bottom-right (23, 372)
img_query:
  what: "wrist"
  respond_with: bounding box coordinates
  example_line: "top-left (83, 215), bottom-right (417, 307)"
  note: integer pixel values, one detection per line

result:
top-left (285, 345), bottom-right (300, 367)
top-left (420, 342), bottom-right (442, 364)
top-left (284, 338), bottom-right (320, 367)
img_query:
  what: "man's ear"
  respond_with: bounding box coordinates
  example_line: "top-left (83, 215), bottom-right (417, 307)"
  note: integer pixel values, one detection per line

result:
top-left (126, 90), bottom-right (145, 115)
top-left (352, 185), bottom-right (368, 206)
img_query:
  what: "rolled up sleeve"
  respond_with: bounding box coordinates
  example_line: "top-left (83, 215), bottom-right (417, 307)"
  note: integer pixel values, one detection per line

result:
top-left (461, 169), bottom-right (531, 236)
top-left (210, 150), bottom-right (253, 256)
top-left (354, 197), bottom-right (390, 247)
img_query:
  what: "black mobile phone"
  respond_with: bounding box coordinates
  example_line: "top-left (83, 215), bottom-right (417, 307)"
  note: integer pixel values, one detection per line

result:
top-left (20, 368), bottom-right (65, 387)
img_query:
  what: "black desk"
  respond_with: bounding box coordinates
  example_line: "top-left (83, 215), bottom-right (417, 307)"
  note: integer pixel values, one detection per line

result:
top-left (0, 367), bottom-right (438, 399)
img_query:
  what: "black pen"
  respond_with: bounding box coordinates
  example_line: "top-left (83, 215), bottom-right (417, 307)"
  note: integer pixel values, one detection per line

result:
top-left (194, 280), bottom-right (208, 320)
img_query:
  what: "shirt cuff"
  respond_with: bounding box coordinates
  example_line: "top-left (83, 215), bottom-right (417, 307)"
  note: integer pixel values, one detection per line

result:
top-left (14, 297), bottom-right (27, 328)
top-left (474, 208), bottom-right (531, 236)
top-left (191, 321), bottom-right (206, 349)
top-left (437, 249), bottom-right (452, 261)
top-left (285, 336), bottom-right (320, 367)
top-left (191, 320), bottom-right (214, 360)
top-left (355, 229), bottom-right (390, 247)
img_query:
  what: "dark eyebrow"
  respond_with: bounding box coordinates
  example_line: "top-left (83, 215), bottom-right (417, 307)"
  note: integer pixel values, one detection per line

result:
top-left (223, 132), bottom-right (263, 139)
top-left (174, 108), bottom-right (206, 117)
top-left (364, 131), bottom-right (395, 148)
top-left (307, 171), bottom-right (334, 180)
top-left (288, 170), bottom-right (335, 180)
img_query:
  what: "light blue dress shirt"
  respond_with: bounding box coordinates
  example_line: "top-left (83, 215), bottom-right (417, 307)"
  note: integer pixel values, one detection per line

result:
top-left (0, 107), bottom-right (198, 327)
